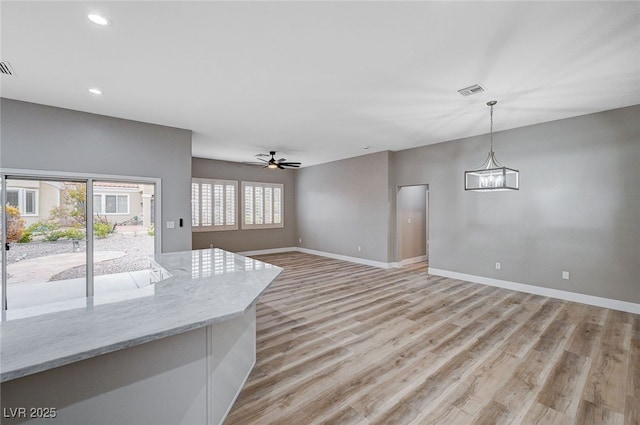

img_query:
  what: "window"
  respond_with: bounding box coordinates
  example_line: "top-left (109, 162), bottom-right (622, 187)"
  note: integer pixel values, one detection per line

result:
top-left (242, 182), bottom-right (283, 229)
top-left (93, 194), bottom-right (129, 214)
top-left (6, 190), bottom-right (19, 208)
top-left (25, 190), bottom-right (36, 215)
top-left (192, 178), bottom-right (237, 231)
top-left (5, 188), bottom-right (38, 216)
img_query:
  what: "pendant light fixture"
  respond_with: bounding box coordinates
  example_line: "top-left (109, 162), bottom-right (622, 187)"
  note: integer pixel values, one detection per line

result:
top-left (465, 100), bottom-right (519, 191)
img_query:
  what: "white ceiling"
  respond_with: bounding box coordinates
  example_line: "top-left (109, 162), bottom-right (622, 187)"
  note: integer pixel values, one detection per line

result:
top-left (2, 1), bottom-right (639, 167)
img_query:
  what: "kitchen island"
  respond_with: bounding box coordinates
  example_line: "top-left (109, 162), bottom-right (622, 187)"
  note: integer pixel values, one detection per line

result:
top-left (0, 249), bottom-right (281, 425)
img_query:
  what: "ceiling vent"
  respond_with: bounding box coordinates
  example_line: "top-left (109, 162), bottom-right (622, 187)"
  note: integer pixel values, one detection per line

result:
top-left (457, 84), bottom-right (484, 97)
top-left (0, 61), bottom-right (16, 76)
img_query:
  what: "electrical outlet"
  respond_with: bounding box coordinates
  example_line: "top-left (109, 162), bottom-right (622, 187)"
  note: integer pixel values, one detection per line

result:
top-left (495, 262), bottom-right (501, 270)
top-left (358, 246), bottom-right (362, 252)
top-left (562, 271), bottom-right (570, 280)
top-left (299, 238), bottom-right (302, 244)
top-left (166, 221), bottom-right (175, 229)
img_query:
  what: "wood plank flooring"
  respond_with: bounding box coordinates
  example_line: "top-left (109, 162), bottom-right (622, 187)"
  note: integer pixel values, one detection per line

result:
top-left (225, 252), bottom-right (640, 425)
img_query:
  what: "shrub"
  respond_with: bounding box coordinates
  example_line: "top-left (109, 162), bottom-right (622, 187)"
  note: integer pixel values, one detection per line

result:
top-left (43, 228), bottom-right (86, 241)
top-left (48, 205), bottom-right (69, 226)
top-left (26, 220), bottom-right (62, 241)
top-left (45, 230), bottom-right (67, 242)
top-left (48, 184), bottom-right (86, 227)
top-left (94, 222), bottom-right (113, 239)
top-left (5, 205), bottom-right (26, 243)
top-left (27, 220), bottom-right (58, 235)
top-left (64, 228), bottom-right (85, 240)
top-left (66, 184), bottom-right (86, 225)
top-left (18, 229), bottom-right (33, 243)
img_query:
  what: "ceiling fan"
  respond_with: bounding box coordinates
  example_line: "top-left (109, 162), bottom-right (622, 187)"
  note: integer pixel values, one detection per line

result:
top-left (253, 151), bottom-right (301, 170)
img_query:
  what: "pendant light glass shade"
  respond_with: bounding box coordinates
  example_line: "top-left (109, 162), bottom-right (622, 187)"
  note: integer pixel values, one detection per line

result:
top-left (465, 101), bottom-right (519, 191)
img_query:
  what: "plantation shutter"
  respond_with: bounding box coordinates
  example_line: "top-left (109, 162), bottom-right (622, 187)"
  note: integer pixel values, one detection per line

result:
top-left (241, 182), bottom-right (284, 229)
top-left (191, 178), bottom-right (238, 231)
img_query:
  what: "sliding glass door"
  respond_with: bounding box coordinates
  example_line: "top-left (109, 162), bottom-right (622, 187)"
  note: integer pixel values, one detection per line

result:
top-left (1, 172), bottom-right (159, 310)
top-left (3, 178), bottom-right (87, 309)
top-left (92, 180), bottom-right (156, 295)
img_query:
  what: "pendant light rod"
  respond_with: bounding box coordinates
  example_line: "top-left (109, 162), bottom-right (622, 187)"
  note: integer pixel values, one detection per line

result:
top-left (487, 100), bottom-right (497, 155)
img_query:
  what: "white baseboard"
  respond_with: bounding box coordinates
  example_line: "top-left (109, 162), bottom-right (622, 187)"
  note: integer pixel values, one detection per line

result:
top-left (295, 247), bottom-right (394, 269)
top-left (235, 248), bottom-right (640, 314)
top-left (428, 268), bottom-right (640, 315)
top-left (236, 247), bottom-right (297, 256)
top-left (391, 255), bottom-right (428, 268)
top-left (238, 247), bottom-right (393, 269)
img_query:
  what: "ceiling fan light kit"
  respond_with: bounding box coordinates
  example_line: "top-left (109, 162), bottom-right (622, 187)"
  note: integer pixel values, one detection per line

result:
top-left (255, 151), bottom-right (301, 170)
top-left (464, 101), bottom-right (519, 192)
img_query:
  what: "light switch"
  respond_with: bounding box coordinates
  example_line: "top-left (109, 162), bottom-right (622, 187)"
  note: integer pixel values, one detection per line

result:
top-left (166, 221), bottom-right (175, 229)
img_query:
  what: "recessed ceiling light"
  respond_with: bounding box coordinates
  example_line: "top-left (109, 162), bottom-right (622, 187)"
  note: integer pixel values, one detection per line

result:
top-left (88, 88), bottom-right (103, 95)
top-left (88, 13), bottom-right (110, 26)
top-left (363, 146), bottom-right (370, 150)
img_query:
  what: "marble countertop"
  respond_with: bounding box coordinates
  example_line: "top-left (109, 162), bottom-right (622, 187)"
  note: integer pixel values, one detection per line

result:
top-left (0, 249), bottom-right (282, 383)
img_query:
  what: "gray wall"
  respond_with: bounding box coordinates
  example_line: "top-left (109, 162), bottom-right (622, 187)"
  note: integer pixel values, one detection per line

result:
top-left (191, 157), bottom-right (297, 252)
top-left (7, 99), bottom-right (636, 303)
top-left (0, 99), bottom-right (193, 253)
top-left (393, 104), bottom-right (640, 304)
top-left (296, 151), bottom-right (392, 263)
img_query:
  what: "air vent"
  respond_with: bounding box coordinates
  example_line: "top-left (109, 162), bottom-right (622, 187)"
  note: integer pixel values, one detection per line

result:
top-left (457, 84), bottom-right (484, 97)
top-left (0, 61), bottom-right (16, 76)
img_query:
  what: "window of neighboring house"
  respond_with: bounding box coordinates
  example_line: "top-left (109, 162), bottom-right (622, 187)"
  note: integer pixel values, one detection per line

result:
top-left (191, 178), bottom-right (237, 231)
top-left (93, 194), bottom-right (129, 214)
top-left (6, 190), bottom-right (19, 209)
top-left (241, 182), bottom-right (283, 229)
top-left (5, 188), bottom-right (38, 216)
top-left (24, 190), bottom-right (36, 215)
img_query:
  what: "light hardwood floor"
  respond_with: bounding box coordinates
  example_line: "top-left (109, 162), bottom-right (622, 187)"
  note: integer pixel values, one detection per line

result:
top-left (225, 252), bottom-right (640, 425)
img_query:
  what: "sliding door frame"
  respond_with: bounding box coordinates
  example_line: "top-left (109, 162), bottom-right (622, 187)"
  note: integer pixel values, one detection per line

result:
top-left (1, 168), bottom-right (161, 311)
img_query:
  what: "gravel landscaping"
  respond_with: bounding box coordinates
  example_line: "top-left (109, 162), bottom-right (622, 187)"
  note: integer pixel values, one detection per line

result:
top-left (7, 227), bottom-right (154, 281)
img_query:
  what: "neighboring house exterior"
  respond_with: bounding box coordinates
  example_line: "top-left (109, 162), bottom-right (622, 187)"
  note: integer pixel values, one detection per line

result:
top-left (4, 179), bottom-right (63, 227)
top-left (4, 180), bottom-right (154, 226)
top-left (92, 182), bottom-right (150, 225)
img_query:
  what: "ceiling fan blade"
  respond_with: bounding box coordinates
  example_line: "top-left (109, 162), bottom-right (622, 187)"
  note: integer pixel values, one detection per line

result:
top-left (248, 151), bottom-right (300, 169)
top-left (242, 161), bottom-right (265, 166)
